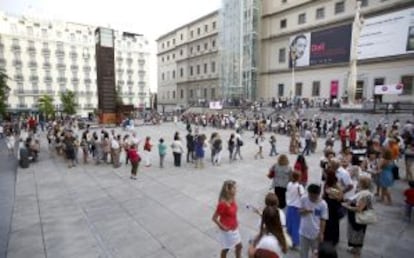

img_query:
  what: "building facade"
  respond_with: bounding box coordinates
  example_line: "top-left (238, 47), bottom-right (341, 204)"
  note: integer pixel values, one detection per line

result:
top-left (157, 11), bottom-right (219, 111)
top-left (0, 12), bottom-right (150, 116)
top-left (260, 0), bottom-right (414, 103)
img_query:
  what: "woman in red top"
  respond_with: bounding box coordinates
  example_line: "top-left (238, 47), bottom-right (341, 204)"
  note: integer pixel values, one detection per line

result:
top-left (294, 154), bottom-right (308, 186)
top-left (212, 180), bottom-right (242, 258)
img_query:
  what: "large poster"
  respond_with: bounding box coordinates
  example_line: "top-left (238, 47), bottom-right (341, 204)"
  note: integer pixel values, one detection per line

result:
top-left (289, 33), bottom-right (311, 67)
top-left (309, 24), bottom-right (352, 65)
top-left (358, 7), bottom-right (414, 60)
top-left (288, 24), bottom-right (351, 67)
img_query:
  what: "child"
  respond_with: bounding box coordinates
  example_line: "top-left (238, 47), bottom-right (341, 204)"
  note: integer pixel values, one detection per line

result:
top-left (158, 138), bottom-right (167, 168)
top-left (286, 171), bottom-right (305, 249)
top-left (127, 144), bottom-right (141, 180)
top-left (212, 180), bottom-right (242, 258)
top-left (299, 184), bottom-right (328, 258)
top-left (269, 134), bottom-right (278, 156)
top-left (404, 181), bottom-right (414, 222)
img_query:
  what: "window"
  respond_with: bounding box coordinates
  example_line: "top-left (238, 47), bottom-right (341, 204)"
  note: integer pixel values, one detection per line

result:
top-left (295, 82), bottom-right (303, 96)
top-left (166, 55), bottom-right (169, 61)
top-left (335, 1), bottom-right (345, 14)
top-left (211, 88), bottom-right (215, 99)
top-left (27, 26), bottom-right (33, 36)
top-left (167, 41), bottom-right (170, 47)
top-left (204, 88), bottom-right (208, 98)
top-left (161, 73), bottom-right (164, 80)
top-left (180, 68), bottom-right (184, 77)
top-left (312, 81), bottom-right (320, 96)
top-left (161, 57), bottom-right (164, 62)
top-left (190, 30), bottom-right (194, 38)
top-left (204, 43), bottom-right (208, 50)
top-left (161, 42), bottom-right (164, 49)
top-left (180, 89), bottom-right (184, 99)
top-left (172, 91), bottom-right (176, 99)
top-left (197, 45), bottom-right (200, 52)
top-left (211, 62), bottom-right (216, 73)
top-left (172, 70), bottom-right (176, 79)
top-left (70, 33), bottom-right (75, 42)
top-left (180, 49), bottom-right (183, 56)
top-left (190, 89), bottom-right (194, 98)
top-left (282, 0), bottom-right (287, 3)
top-left (204, 63), bottom-right (208, 73)
top-left (278, 84), bottom-right (284, 96)
top-left (280, 19), bottom-right (287, 29)
top-left (316, 7), bottom-right (325, 19)
top-left (41, 28), bottom-right (48, 37)
top-left (374, 78), bottom-right (384, 86)
top-left (298, 13), bottom-right (306, 24)
top-left (172, 53), bottom-right (175, 59)
top-left (172, 38), bottom-right (176, 45)
top-left (190, 47), bottom-right (193, 54)
top-left (278, 48), bottom-right (286, 63)
top-left (197, 27), bottom-right (201, 35)
top-left (212, 40), bottom-right (216, 48)
top-left (190, 66), bottom-right (193, 76)
top-left (360, 0), bottom-right (368, 7)
top-left (401, 76), bottom-right (413, 95)
top-left (180, 33), bottom-right (183, 40)
top-left (196, 65), bottom-right (200, 74)
top-left (205, 25), bottom-right (208, 32)
top-left (212, 21), bottom-right (216, 29)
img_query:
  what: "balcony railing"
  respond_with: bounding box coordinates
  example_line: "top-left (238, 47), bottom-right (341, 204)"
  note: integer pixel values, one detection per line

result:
top-left (27, 47), bottom-right (36, 54)
top-left (84, 79), bottom-right (91, 84)
top-left (70, 65), bottom-right (79, 71)
top-left (127, 69), bottom-right (133, 75)
top-left (117, 80), bottom-right (125, 85)
top-left (13, 75), bottom-right (24, 82)
top-left (127, 80), bottom-right (134, 86)
top-left (17, 104), bottom-right (28, 108)
top-left (85, 91), bottom-right (94, 96)
top-left (28, 61), bottom-right (37, 68)
top-left (12, 60), bottom-right (22, 67)
top-left (42, 48), bottom-right (51, 56)
top-left (55, 50), bottom-right (65, 57)
top-left (44, 77), bottom-right (53, 83)
top-left (138, 59), bottom-right (145, 65)
top-left (29, 76), bottom-right (39, 82)
top-left (56, 64), bottom-right (66, 70)
top-left (71, 78), bottom-right (79, 84)
top-left (83, 66), bottom-right (91, 72)
top-left (70, 52), bottom-right (78, 59)
top-left (43, 62), bottom-right (51, 69)
top-left (126, 58), bottom-right (133, 64)
top-left (84, 103), bottom-right (94, 109)
top-left (57, 77), bottom-right (67, 83)
top-left (11, 45), bottom-right (21, 52)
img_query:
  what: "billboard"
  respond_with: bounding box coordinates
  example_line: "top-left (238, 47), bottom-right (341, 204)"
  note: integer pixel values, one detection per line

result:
top-left (289, 24), bottom-right (352, 67)
top-left (358, 7), bottom-right (414, 60)
top-left (309, 24), bottom-right (352, 65)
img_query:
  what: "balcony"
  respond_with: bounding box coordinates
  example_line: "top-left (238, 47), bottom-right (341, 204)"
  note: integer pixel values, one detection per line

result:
top-left (27, 46), bottom-right (36, 54)
top-left (85, 91), bottom-right (94, 96)
top-left (116, 57), bottom-right (123, 62)
top-left (17, 104), bottom-right (28, 108)
top-left (44, 76), bottom-right (53, 83)
top-left (11, 45), bottom-right (21, 53)
top-left (138, 92), bottom-right (147, 97)
top-left (55, 50), bottom-right (65, 57)
top-left (126, 58), bottom-right (133, 64)
top-left (12, 60), bottom-right (22, 67)
top-left (138, 59), bottom-right (145, 65)
top-left (41, 48), bottom-right (50, 56)
top-left (70, 52), bottom-right (78, 59)
top-left (57, 77), bottom-right (67, 83)
top-left (71, 78), bottom-right (79, 85)
top-left (84, 79), bottom-right (91, 84)
top-left (13, 75), bottom-right (24, 82)
top-left (56, 63), bottom-right (66, 70)
top-left (83, 66), bottom-right (91, 72)
top-left (138, 70), bottom-right (146, 76)
top-left (43, 62), bottom-right (51, 69)
top-left (70, 64), bottom-right (79, 71)
top-left (127, 69), bottom-right (133, 75)
top-left (28, 61), bottom-right (37, 68)
top-left (127, 80), bottom-right (134, 86)
top-left (29, 75), bottom-right (39, 83)
top-left (116, 69), bottom-right (124, 74)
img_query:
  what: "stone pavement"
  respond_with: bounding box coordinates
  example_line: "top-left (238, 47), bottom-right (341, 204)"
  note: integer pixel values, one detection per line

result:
top-left (4, 122), bottom-right (414, 258)
top-left (0, 139), bottom-right (17, 258)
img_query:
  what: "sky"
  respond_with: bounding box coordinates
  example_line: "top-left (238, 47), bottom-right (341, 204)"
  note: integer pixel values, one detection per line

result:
top-left (0, 0), bottom-right (222, 91)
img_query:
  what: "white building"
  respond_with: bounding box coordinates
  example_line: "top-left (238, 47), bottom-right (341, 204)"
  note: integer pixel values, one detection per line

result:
top-left (259, 0), bottom-right (414, 104)
top-left (0, 12), bottom-right (151, 116)
top-left (157, 11), bottom-right (219, 112)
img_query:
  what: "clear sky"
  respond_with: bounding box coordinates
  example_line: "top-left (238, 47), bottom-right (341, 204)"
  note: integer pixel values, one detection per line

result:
top-left (0, 0), bottom-right (222, 91)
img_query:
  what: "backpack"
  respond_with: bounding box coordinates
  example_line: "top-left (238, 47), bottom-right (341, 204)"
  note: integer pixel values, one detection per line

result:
top-left (237, 138), bottom-right (243, 146)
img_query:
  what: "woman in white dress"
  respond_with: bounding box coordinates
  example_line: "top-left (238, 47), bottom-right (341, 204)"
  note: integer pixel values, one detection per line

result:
top-left (6, 133), bottom-right (15, 155)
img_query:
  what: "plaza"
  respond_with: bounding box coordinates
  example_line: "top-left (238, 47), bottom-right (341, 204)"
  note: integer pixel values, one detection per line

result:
top-left (2, 120), bottom-right (414, 258)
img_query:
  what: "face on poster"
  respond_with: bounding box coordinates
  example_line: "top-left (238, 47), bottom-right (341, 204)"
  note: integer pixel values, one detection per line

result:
top-left (358, 7), bottom-right (414, 60)
top-left (289, 32), bottom-right (311, 67)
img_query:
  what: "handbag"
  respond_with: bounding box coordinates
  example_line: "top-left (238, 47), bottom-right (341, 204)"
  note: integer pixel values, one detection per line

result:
top-left (283, 228), bottom-right (293, 247)
top-left (356, 209), bottom-right (377, 224)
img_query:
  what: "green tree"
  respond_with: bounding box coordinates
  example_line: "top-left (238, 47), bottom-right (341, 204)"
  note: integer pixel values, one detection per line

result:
top-left (38, 94), bottom-right (55, 119)
top-left (0, 70), bottom-right (10, 117)
top-left (60, 90), bottom-right (77, 115)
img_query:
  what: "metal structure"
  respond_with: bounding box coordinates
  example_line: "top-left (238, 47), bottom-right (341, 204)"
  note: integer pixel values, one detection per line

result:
top-left (219, 0), bottom-right (260, 104)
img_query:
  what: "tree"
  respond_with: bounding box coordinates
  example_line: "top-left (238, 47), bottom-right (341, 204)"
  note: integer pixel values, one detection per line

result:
top-left (60, 90), bottom-right (77, 115)
top-left (38, 94), bottom-right (55, 119)
top-left (0, 70), bottom-right (10, 117)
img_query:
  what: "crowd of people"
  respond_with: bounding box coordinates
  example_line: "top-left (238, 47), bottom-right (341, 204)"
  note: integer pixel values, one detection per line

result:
top-left (1, 112), bottom-right (414, 258)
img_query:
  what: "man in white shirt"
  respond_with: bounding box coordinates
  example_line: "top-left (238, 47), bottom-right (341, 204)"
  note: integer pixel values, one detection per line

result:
top-left (336, 159), bottom-right (354, 200)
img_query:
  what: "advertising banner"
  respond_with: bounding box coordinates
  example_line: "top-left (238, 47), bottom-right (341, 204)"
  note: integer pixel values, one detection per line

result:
top-left (374, 83), bottom-right (404, 95)
top-left (209, 101), bottom-right (223, 110)
top-left (330, 80), bottom-right (339, 97)
top-left (289, 33), bottom-right (311, 67)
top-left (358, 7), bottom-right (414, 60)
top-left (309, 24), bottom-right (352, 65)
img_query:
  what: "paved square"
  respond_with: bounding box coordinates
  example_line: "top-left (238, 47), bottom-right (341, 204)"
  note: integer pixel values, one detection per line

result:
top-left (6, 122), bottom-right (414, 258)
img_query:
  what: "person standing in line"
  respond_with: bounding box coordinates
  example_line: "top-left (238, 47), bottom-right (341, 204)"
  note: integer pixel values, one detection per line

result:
top-left (233, 129), bottom-right (243, 161)
top-left (111, 135), bottom-right (121, 168)
top-left (212, 180), bottom-right (242, 258)
top-left (294, 154), bottom-right (309, 186)
top-left (269, 134), bottom-right (278, 157)
top-left (195, 134), bottom-right (206, 169)
top-left (404, 141), bottom-right (414, 181)
top-left (228, 134), bottom-right (236, 162)
top-left (186, 130), bottom-right (195, 163)
top-left (378, 149), bottom-right (395, 205)
top-left (158, 138), bottom-right (167, 168)
top-left (213, 133), bottom-right (223, 166)
top-left (210, 132), bottom-right (218, 164)
top-left (171, 134), bottom-right (184, 167)
top-left (143, 136), bottom-right (153, 167)
top-left (254, 131), bottom-right (265, 159)
top-left (268, 154), bottom-right (292, 209)
top-left (302, 127), bottom-right (312, 156)
top-left (286, 171), bottom-right (305, 250)
top-left (6, 132), bottom-right (15, 156)
top-left (127, 144), bottom-right (141, 180)
top-left (122, 135), bottom-right (130, 165)
top-left (299, 184), bottom-right (329, 258)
